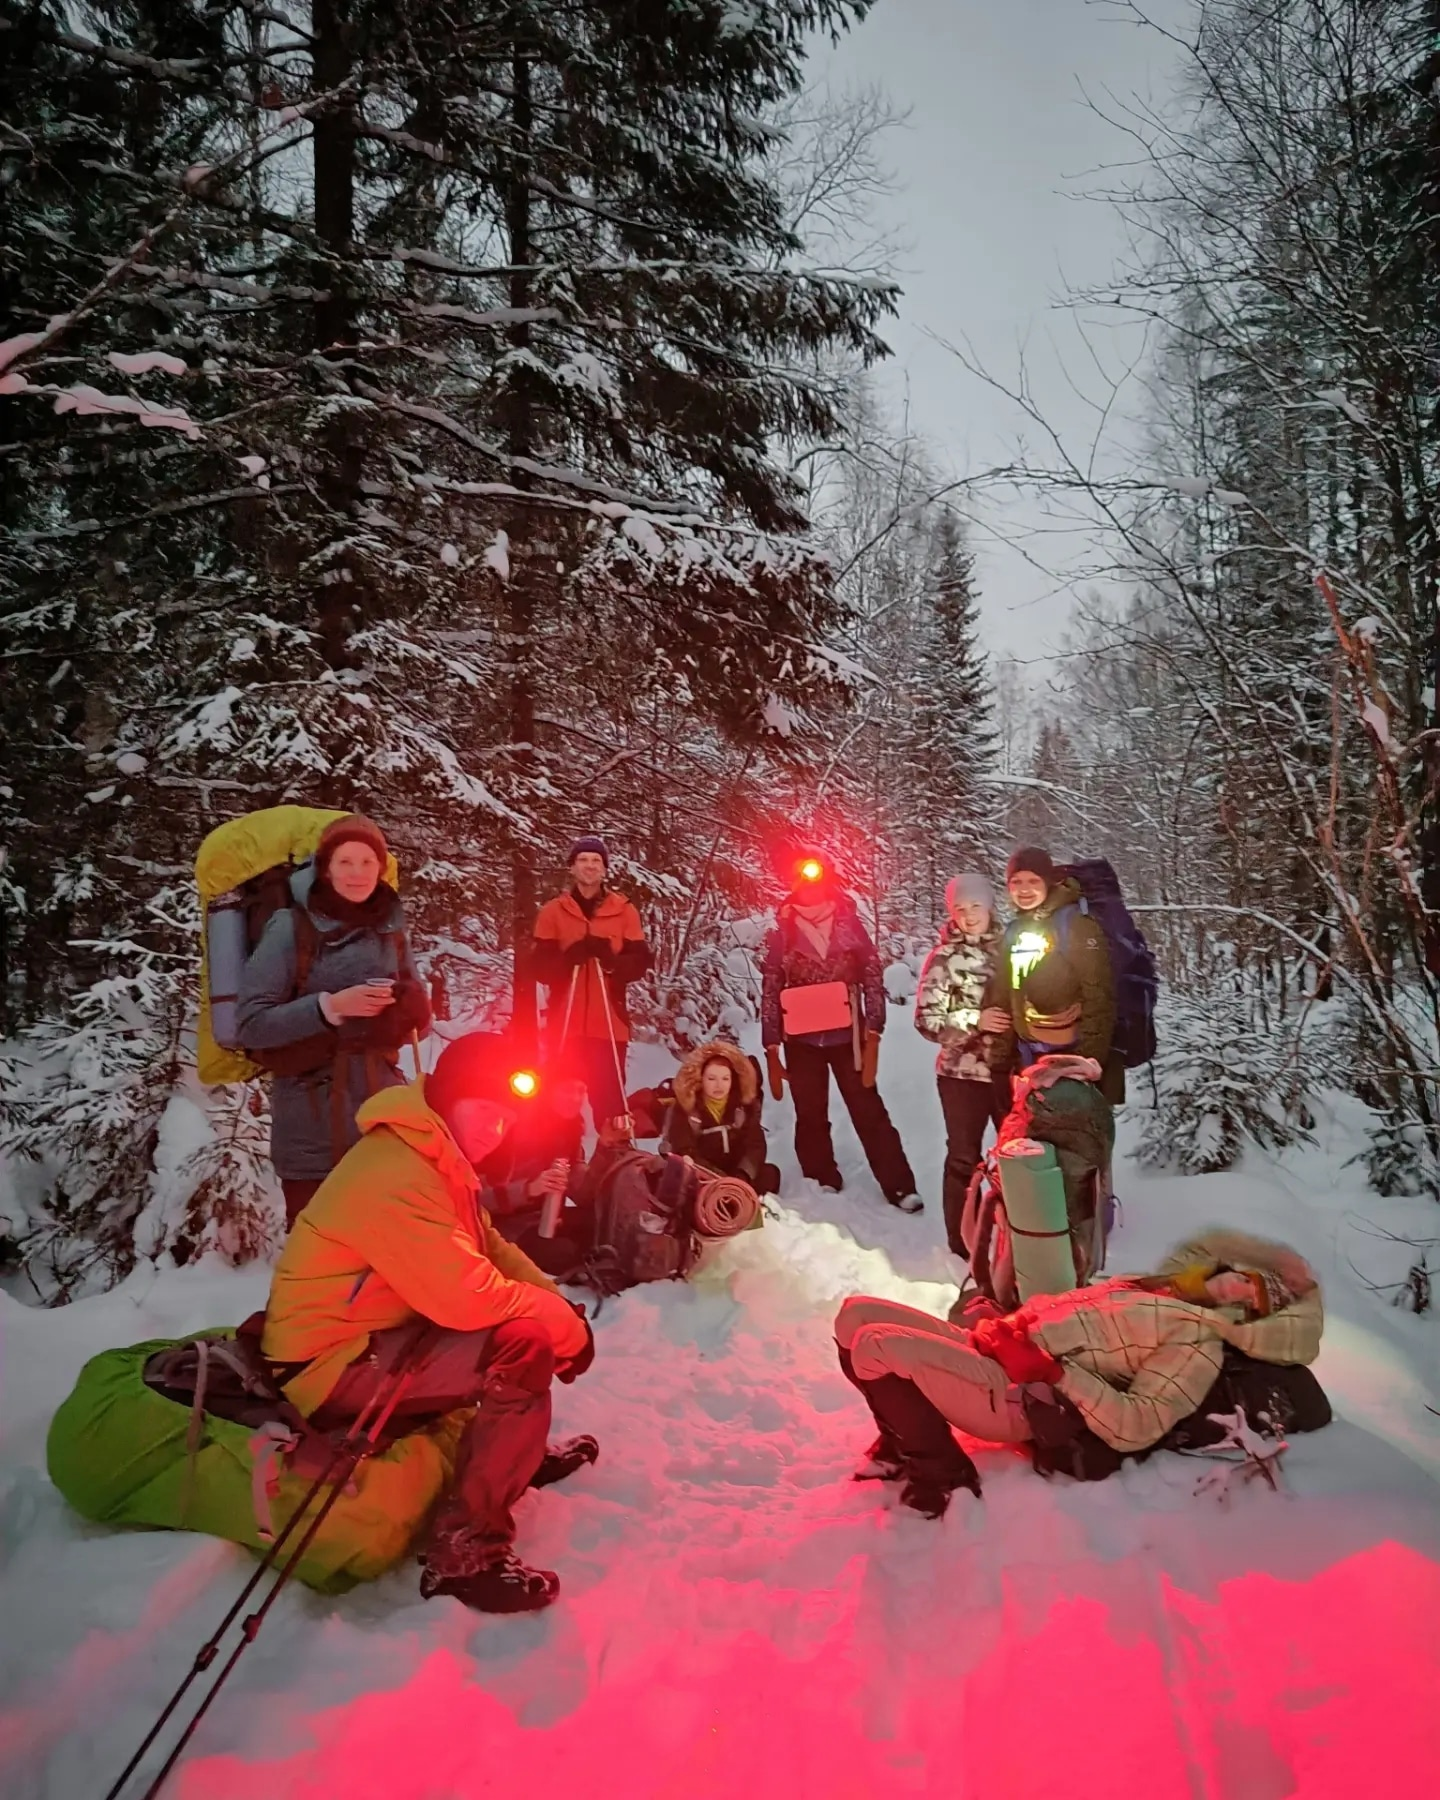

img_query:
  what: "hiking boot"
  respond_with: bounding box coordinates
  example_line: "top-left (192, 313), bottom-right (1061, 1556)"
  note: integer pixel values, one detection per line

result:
top-left (816, 1170), bottom-right (845, 1193)
top-left (420, 1553), bottom-right (560, 1614)
top-left (529, 1434), bottom-right (599, 1490)
top-left (853, 1432), bottom-right (906, 1482)
top-left (898, 1453), bottom-right (982, 1518)
top-left (886, 1191), bottom-right (924, 1215)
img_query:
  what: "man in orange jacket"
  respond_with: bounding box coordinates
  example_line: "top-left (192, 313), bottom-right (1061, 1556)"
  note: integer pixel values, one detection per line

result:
top-left (261, 1033), bottom-right (596, 1614)
top-left (532, 835), bottom-right (652, 1129)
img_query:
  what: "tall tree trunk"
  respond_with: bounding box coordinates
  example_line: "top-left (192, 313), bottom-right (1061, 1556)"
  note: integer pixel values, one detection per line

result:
top-left (311, 0), bottom-right (361, 674)
top-left (506, 45), bottom-right (539, 1040)
top-left (1418, 1), bottom-right (1440, 961)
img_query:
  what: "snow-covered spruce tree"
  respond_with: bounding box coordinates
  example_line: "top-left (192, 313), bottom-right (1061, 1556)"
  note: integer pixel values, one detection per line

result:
top-left (1135, 985), bottom-right (1347, 1177)
top-left (903, 508), bottom-right (1001, 904)
top-left (1006, 720), bottom-right (1084, 854)
top-left (784, 379), bottom-right (980, 943)
top-left (0, 2), bottom-right (894, 1286)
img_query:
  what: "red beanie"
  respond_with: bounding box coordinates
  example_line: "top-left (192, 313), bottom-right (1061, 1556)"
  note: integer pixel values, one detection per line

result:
top-left (315, 813), bottom-right (388, 876)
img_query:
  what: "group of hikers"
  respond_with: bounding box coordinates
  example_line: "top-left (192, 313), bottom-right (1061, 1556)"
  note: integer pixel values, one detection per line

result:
top-left (237, 821), bottom-right (1125, 1254)
top-left (49, 811), bottom-right (1333, 1629)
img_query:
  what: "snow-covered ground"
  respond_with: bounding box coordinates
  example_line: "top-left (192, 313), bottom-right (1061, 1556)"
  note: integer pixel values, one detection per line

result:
top-left (2, 1023), bottom-right (1439, 1799)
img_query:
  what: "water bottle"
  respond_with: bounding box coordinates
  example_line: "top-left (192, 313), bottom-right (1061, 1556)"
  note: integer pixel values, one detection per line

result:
top-left (538, 1161), bottom-right (570, 1238)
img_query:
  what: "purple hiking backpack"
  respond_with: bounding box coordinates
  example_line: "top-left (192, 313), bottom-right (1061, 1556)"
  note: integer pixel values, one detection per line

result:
top-left (1056, 858), bottom-right (1159, 1070)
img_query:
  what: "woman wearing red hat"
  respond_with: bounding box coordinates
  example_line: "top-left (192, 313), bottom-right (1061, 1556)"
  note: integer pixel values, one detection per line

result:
top-left (237, 813), bottom-right (431, 1225)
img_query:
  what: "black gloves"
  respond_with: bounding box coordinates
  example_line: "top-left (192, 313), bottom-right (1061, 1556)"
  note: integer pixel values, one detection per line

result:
top-left (565, 936), bottom-right (605, 967)
top-left (338, 976), bottom-right (432, 1050)
top-left (556, 1299), bottom-right (596, 1384)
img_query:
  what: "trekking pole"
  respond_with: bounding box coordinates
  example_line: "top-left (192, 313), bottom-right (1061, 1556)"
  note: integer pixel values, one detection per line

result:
top-left (600, 964), bottom-right (629, 1127)
top-left (104, 1333), bottom-right (425, 1800)
top-left (558, 963), bottom-right (580, 1047)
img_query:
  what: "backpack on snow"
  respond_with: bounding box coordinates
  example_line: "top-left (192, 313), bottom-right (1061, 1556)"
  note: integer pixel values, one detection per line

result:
top-left (46, 1323), bottom-right (464, 1592)
top-left (1055, 857), bottom-right (1159, 1069)
top-left (956, 1066), bottom-right (1117, 1313)
top-left (195, 804), bottom-right (400, 1085)
top-left (567, 1144), bottom-right (702, 1302)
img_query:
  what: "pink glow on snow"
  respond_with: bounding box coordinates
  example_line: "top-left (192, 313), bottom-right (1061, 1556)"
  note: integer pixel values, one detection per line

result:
top-left (168, 1540), bottom-right (1440, 1800)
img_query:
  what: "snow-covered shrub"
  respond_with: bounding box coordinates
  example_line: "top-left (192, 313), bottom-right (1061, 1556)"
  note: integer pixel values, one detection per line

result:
top-left (132, 1080), bottom-right (280, 1271)
top-left (1134, 991), bottom-right (1343, 1175)
top-left (1349, 983), bottom-right (1440, 1199)
top-left (882, 933), bottom-right (927, 1007)
top-left (0, 943), bottom-right (277, 1302)
top-left (1362, 1110), bottom-right (1439, 1201)
top-left (640, 918), bottom-right (765, 1054)
top-left (420, 925), bottom-right (514, 1038)
top-left (1, 952), bottom-right (185, 1299)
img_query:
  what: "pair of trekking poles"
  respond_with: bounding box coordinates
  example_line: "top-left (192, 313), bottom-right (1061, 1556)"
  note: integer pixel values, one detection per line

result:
top-left (557, 946), bottom-right (630, 1129)
top-left (101, 1326), bottom-right (427, 1800)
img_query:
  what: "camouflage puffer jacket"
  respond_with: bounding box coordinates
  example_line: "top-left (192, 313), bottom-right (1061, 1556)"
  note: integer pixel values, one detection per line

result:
top-left (914, 922), bottom-right (1002, 1080)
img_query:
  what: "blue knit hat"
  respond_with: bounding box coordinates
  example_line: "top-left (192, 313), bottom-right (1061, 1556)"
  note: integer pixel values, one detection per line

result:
top-left (567, 834), bottom-right (609, 869)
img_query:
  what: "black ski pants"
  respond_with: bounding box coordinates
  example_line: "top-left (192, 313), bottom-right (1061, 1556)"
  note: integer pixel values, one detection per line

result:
top-left (835, 1343), bottom-right (976, 1486)
top-left (937, 1074), bottom-right (1011, 1256)
top-left (786, 1038), bottom-right (916, 1199)
top-left (311, 1317), bottom-right (553, 1564)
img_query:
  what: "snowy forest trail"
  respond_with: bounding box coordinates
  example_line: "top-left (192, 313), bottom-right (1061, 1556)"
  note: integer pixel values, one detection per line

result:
top-left (2, 1024), bottom-right (1439, 1800)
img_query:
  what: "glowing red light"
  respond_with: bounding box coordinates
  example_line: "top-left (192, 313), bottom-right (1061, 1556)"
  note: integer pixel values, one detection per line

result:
top-left (508, 1069), bottom-right (539, 1099)
top-left (799, 858), bottom-right (824, 883)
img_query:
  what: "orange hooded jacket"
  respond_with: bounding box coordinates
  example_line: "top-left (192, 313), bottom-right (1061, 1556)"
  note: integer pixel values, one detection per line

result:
top-left (261, 1083), bottom-right (584, 1416)
top-left (532, 887), bottom-right (650, 1043)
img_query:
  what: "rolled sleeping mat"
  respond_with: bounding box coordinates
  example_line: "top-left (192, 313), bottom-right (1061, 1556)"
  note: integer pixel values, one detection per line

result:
top-left (997, 1137), bottom-right (1076, 1301)
top-left (205, 888), bottom-right (248, 1049)
top-left (692, 1175), bottom-right (761, 1238)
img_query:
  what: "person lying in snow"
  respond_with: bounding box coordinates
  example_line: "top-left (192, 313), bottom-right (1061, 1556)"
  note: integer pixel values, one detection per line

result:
top-left (833, 1229), bottom-right (1326, 1517)
top-left (656, 1041), bottom-right (780, 1195)
top-left (260, 1032), bottom-right (596, 1613)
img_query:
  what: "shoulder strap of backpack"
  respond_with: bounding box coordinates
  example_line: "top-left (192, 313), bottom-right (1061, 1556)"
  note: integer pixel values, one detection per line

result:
top-left (292, 906), bottom-right (319, 995)
top-left (1052, 900), bottom-right (1084, 956)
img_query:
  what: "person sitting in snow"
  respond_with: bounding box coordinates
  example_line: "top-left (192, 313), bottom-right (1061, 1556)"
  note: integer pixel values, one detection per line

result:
top-left (833, 1229), bottom-right (1327, 1517)
top-left (260, 1032), bottom-right (596, 1614)
top-left (914, 871), bottom-right (1012, 1256)
top-left (761, 854), bottom-right (920, 1212)
top-left (988, 845), bottom-right (1122, 1105)
top-left (658, 1040), bottom-right (780, 1195)
top-left (476, 1046), bottom-right (593, 1272)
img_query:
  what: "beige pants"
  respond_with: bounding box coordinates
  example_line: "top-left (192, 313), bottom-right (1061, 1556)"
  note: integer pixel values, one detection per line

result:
top-left (835, 1296), bottom-right (1032, 1444)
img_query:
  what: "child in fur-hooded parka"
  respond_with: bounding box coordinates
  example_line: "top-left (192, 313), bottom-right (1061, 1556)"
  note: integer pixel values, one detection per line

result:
top-left (660, 1041), bottom-right (778, 1194)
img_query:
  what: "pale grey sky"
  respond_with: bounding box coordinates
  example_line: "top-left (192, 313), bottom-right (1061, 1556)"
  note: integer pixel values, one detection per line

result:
top-left (815, 0), bottom-right (1195, 663)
